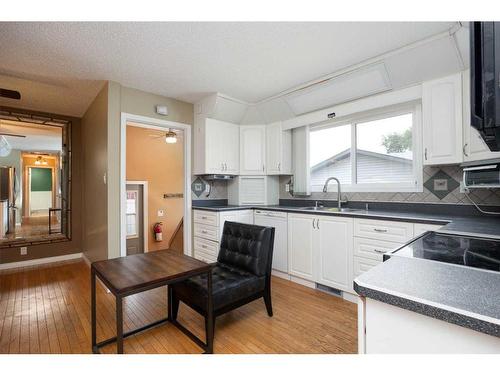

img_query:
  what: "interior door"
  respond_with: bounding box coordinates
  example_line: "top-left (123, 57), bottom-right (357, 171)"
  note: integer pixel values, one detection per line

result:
top-left (126, 184), bottom-right (144, 255)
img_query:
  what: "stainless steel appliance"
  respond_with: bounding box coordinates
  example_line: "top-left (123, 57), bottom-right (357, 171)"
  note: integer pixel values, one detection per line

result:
top-left (0, 166), bottom-right (16, 233)
top-left (462, 159), bottom-right (500, 188)
top-left (389, 231), bottom-right (500, 273)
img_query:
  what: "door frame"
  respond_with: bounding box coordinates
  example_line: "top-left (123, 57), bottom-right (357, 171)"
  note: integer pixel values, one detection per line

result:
top-left (126, 180), bottom-right (149, 253)
top-left (120, 112), bottom-right (192, 257)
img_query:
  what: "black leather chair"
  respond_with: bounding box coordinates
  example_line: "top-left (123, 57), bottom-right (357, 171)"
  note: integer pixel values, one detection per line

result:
top-left (170, 221), bottom-right (275, 345)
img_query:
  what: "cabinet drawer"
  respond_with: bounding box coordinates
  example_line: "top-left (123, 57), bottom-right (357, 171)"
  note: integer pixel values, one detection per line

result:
top-left (193, 223), bottom-right (219, 241)
top-left (353, 237), bottom-right (403, 261)
top-left (193, 210), bottom-right (219, 226)
top-left (353, 256), bottom-right (380, 278)
top-left (193, 252), bottom-right (216, 264)
top-left (354, 219), bottom-right (414, 243)
top-left (193, 237), bottom-right (219, 257)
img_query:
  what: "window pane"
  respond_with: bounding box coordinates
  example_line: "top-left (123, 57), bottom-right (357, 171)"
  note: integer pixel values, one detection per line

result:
top-left (126, 214), bottom-right (137, 237)
top-left (356, 113), bottom-right (413, 184)
top-left (310, 124), bottom-right (351, 186)
top-left (126, 191), bottom-right (137, 214)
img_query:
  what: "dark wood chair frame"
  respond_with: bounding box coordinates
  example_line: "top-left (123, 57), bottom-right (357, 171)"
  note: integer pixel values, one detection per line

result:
top-left (90, 264), bottom-right (215, 354)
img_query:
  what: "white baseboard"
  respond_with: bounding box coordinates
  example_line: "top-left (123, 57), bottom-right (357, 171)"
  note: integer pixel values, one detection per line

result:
top-left (271, 269), bottom-right (291, 280)
top-left (342, 291), bottom-right (359, 304)
top-left (0, 252), bottom-right (82, 270)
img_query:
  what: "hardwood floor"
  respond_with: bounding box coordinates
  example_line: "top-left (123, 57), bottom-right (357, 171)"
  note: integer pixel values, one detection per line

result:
top-left (0, 259), bottom-right (357, 354)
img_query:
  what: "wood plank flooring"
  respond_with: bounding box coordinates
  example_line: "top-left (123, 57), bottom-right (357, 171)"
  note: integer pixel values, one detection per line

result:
top-left (0, 259), bottom-right (357, 354)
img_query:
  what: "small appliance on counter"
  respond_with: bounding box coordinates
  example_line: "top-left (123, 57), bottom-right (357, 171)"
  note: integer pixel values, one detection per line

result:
top-left (388, 231), bottom-right (500, 273)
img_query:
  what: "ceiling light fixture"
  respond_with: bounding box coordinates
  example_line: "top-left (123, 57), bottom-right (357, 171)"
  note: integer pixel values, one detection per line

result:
top-left (165, 129), bottom-right (177, 144)
top-left (34, 156), bottom-right (48, 165)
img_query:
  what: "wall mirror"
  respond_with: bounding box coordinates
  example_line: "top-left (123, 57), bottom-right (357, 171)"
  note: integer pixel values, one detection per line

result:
top-left (0, 110), bottom-right (71, 248)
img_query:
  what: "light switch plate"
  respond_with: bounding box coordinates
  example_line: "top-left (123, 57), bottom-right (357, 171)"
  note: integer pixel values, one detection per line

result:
top-left (20, 246), bottom-right (27, 255)
top-left (157, 209), bottom-right (164, 217)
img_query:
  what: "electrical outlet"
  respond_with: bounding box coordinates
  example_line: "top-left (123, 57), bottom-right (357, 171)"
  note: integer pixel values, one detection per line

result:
top-left (285, 184), bottom-right (290, 192)
top-left (460, 181), bottom-right (470, 194)
top-left (157, 209), bottom-right (164, 217)
top-left (20, 246), bottom-right (27, 256)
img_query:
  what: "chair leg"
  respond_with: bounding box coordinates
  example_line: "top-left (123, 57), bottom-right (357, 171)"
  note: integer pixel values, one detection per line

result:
top-left (264, 289), bottom-right (273, 317)
top-left (171, 293), bottom-right (180, 322)
top-left (205, 315), bottom-right (215, 349)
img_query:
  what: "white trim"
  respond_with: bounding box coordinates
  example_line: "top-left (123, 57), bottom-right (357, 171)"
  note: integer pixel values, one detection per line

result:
top-left (0, 252), bottom-right (82, 270)
top-left (126, 180), bottom-right (149, 253)
top-left (120, 113), bottom-right (192, 257)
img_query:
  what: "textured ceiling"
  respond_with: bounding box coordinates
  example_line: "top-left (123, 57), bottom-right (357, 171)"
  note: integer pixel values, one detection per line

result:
top-left (0, 22), bottom-right (456, 116)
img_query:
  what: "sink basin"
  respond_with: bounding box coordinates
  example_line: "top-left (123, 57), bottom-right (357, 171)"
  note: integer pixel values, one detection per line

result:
top-left (300, 207), bottom-right (361, 213)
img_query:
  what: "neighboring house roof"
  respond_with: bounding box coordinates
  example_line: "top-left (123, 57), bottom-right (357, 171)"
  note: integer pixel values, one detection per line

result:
top-left (311, 148), bottom-right (412, 173)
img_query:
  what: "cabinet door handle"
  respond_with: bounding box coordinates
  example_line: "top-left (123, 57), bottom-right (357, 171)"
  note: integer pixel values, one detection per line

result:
top-left (277, 162), bottom-right (281, 171)
top-left (225, 163), bottom-right (228, 171)
top-left (463, 143), bottom-right (469, 157)
top-left (262, 164), bottom-right (265, 172)
top-left (424, 148), bottom-right (428, 160)
top-left (373, 249), bottom-right (387, 254)
top-left (316, 219), bottom-right (319, 229)
top-left (201, 230), bottom-right (207, 233)
top-left (201, 245), bottom-right (207, 249)
top-left (373, 228), bottom-right (387, 233)
top-left (221, 163), bottom-right (225, 171)
top-left (312, 219), bottom-right (316, 229)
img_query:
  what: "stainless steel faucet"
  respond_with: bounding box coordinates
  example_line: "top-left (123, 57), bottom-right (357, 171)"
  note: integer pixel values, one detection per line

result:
top-left (323, 177), bottom-right (342, 210)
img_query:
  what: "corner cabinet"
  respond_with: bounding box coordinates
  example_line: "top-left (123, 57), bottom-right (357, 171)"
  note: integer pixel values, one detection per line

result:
top-left (422, 73), bottom-right (463, 165)
top-left (266, 121), bottom-right (292, 175)
top-left (193, 118), bottom-right (240, 175)
top-left (240, 125), bottom-right (266, 175)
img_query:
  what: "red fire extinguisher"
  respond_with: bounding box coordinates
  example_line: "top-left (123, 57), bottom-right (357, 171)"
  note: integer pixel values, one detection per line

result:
top-left (153, 222), bottom-right (163, 242)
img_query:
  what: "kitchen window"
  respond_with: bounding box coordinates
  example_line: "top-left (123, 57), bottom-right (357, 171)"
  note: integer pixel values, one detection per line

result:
top-left (309, 105), bottom-right (422, 192)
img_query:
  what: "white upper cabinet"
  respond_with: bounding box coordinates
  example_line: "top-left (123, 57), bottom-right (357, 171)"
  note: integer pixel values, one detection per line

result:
top-left (240, 125), bottom-right (266, 175)
top-left (462, 70), bottom-right (500, 162)
top-left (422, 73), bottom-right (463, 165)
top-left (194, 118), bottom-right (240, 175)
top-left (266, 121), bottom-right (292, 175)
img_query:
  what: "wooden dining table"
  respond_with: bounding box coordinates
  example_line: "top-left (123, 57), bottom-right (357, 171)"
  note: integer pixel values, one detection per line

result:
top-left (90, 250), bottom-right (214, 354)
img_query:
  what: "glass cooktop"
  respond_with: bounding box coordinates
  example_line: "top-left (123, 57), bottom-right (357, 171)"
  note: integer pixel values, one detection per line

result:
top-left (392, 232), bottom-right (500, 273)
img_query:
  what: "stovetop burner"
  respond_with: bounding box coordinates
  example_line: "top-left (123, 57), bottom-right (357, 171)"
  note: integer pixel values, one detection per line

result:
top-left (391, 232), bottom-right (500, 272)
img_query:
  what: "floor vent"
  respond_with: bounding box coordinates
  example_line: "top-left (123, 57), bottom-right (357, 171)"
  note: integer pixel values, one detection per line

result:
top-left (316, 283), bottom-right (342, 297)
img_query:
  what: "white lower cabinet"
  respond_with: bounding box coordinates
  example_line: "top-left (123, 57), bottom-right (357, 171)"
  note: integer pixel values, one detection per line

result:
top-left (288, 214), bottom-right (315, 281)
top-left (193, 209), bottom-right (254, 262)
top-left (315, 216), bottom-right (354, 292)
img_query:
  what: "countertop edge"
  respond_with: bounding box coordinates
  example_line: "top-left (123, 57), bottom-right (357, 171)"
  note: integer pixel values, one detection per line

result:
top-left (354, 280), bottom-right (500, 338)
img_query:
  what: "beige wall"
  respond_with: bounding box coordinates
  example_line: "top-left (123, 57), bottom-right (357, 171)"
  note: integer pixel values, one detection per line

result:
top-left (81, 82), bottom-right (193, 261)
top-left (126, 126), bottom-right (184, 250)
top-left (0, 107), bottom-right (83, 264)
top-left (81, 83), bottom-right (109, 263)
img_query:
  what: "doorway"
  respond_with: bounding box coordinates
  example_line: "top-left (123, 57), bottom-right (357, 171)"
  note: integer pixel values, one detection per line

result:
top-left (28, 166), bottom-right (54, 216)
top-left (125, 181), bottom-right (148, 255)
top-left (120, 113), bottom-right (192, 257)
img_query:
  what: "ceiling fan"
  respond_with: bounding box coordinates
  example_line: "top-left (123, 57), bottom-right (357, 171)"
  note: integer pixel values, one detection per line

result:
top-left (148, 128), bottom-right (180, 144)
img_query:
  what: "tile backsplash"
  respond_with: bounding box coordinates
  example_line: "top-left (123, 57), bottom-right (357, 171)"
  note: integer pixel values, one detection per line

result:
top-left (191, 176), bottom-right (228, 200)
top-left (279, 165), bottom-right (500, 206)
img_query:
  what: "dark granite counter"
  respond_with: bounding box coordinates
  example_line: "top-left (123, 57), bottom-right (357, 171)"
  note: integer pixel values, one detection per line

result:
top-left (354, 256), bottom-right (500, 337)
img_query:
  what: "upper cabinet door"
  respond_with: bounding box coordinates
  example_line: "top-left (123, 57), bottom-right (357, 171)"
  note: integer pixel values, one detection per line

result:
top-left (266, 121), bottom-right (292, 175)
top-left (462, 70), bottom-right (500, 162)
top-left (422, 73), bottom-right (463, 165)
top-left (204, 119), bottom-right (226, 173)
top-left (222, 122), bottom-right (240, 174)
top-left (240, 125), bottom-right (266, 175)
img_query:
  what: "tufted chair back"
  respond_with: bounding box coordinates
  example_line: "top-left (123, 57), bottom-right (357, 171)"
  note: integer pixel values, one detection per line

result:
top-left (218, 221), bottom-right (275, 277)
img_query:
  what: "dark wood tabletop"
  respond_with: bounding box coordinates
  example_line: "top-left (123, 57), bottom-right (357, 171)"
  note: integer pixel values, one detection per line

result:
top-left (91, 250), bottom-right (212, 295)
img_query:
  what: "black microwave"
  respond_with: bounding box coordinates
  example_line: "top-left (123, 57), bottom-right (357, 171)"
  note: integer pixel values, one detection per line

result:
top-left (470, 22), bottom-right (500, 151)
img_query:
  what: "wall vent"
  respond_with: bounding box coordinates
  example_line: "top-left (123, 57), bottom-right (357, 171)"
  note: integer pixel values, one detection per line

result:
top-left (0, 88), bottom-right (21, 100)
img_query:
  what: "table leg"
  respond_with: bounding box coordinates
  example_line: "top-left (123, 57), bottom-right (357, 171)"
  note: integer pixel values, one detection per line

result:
top-left (91, 268), bottom-right (97, 353)
top-left (116, 296), bottom-right (123, 354)
top-left (167, 285), bottom-right (172, 321)
top-left (206, 269), bottom-right (214, 354)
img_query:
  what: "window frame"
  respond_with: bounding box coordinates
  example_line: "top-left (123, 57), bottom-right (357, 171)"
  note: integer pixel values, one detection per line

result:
top-left (309, 102), bottom-right (423, 193)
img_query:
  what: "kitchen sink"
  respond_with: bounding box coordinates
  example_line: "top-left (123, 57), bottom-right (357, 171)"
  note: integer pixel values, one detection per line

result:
top-left (299, 207), bottom-right (362, 213)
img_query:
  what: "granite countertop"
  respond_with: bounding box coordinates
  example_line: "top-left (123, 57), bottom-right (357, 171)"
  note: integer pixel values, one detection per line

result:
top-left (192, 204), bottom-right (500, 239)
top-left (354, 256), bottom-right (500, 337)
